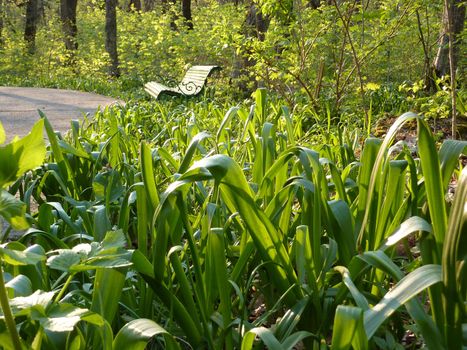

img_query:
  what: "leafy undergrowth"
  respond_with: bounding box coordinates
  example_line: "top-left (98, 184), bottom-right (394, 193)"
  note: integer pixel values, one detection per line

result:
top-left (0, 90), bottom-right (466, 349)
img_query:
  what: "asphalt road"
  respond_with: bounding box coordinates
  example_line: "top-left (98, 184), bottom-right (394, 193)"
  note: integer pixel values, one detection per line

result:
top-left (0, 86), bottom-right (121, 238)
top-left (0, 86), bottom-right (121, 142)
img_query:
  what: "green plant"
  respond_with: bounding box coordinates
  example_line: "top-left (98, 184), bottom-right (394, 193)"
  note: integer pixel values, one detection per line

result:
top-left (1, 89), bottom-right (465, 348)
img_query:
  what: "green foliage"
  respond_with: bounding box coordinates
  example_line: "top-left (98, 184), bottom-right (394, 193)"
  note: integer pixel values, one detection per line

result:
top-left (0, 90), bottom-right (465, 348)
top-left (1, 0), bottom-right (462, 126)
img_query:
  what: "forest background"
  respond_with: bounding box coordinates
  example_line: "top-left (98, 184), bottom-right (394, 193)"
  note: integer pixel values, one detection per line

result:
top-left (0, 0), bottom-right (465, 135)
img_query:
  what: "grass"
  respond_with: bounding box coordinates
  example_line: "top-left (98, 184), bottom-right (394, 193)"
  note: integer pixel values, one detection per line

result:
top-left (0, 90), bottom-right (465, 349)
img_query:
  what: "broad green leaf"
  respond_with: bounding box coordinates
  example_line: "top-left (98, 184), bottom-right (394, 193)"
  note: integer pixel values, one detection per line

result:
top-left (209, 228), bottom-right (233, 348)
top-left (141, 142), bottom-right (160, 212)
top-left (167, 247), bottom-right (203, 333)
top-left (112, 319), bottom-right (180, 350)
top-left (241, 327), bottom-right (282, 350)
top-left (216, 107), bottom-right (239, 148)
top-left (47, 250), bottom-right (82, 272)
top-left (334, 266), bottom-right (369, 310)
top-left (373, 159), bottom-right (408, 250)
top-left (0, 190), bottom-right (28, 230)
top-left (169, 154), bottom-right (301, 304)
top-left (355, 251), bottom-right (445, 349)
top-left (438, 140), bottom-right (467, 190)
top-left (134, 184), bottom-right (148, 256)
top-left (93, 205), bottom-right (111, 241)
top-left (417, 118), bottom-right (447, 256)
top-left (355, 138), bottom-right (382, 237)
top-left (442, 167), bottom-right (467, 349)
top-left (379, 216), bottom-right (432, 251)
top-left (0, 330), bottom-right (18, 350)
top-left (0, 244), bottom-right (45, 266)
top-left (5, 290), bottom-right (54, 315)
top-left (179, 131), bottom-right (210, 173)
top-left (274, 298), bottom-right (309, 341)
top-left (93, 170), bottom-right (124, 204)
top-left (0, 119), bottom-right (45, 188)
top-left (47, 231), bottom-right (132, 272)
top-left (329, 200), bottom-right (355, 264)
top-left (131, 249), bottom-right (154, 278)
top-left (57, 140), bottom-right (92, 159)
top-left (39, 111), bottom-right (76, 196)
top-left (281, 331), bottom-right (313, 350)
top-left (358, 112), bottom-right (418, 248)
top-left (331, 305), bottom-right (367, 350)
top-left (0, 122), bottom-right (5, 145)
top-left (91, 268), bottom-right (126, 324)
top-left (66, 331), bottom-right (85, 350)
top-left (37, 304), bottom-right (90, 332)
top-left (42, 202), bottom-right (80, 234)
top-left (5, 275), bottom-right (32, 297)
top-left (364, 264), bottom-right (442, 338)
top-left (254, 88), bottom-right (268, 125)
top-left (139, 273), bottom-right (202, 346)
top-left (19, 228), bottom-right (69, 250)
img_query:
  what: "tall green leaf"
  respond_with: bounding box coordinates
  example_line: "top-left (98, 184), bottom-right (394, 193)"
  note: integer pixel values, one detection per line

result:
top-left (112, 319), bottom-right (181, 350)
top-left (441, 167), bottom-right (467, 349)
top-left (364, 264), bottom-right (442, 338)
top-left (0, 119), bottom-right (45, 188)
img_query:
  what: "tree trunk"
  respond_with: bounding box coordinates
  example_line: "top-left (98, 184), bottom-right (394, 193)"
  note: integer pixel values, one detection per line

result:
top-left (0, 0), bottom-right (4, 48)
top-left (182, 0), bottom-right (193, 29)
top-left (432, 0), bottom-right (465, 78)
top-left (142, 0), bottom-right (154, 11)
top-left (60, 0), bottom-right (78, 52)
top-left (105, 0), bottom-right (120, 77)
top-left (24, 0), bottom-right (38, 53)
top-left (245, 4), bottom-right (269, 41)
top-left (162, 0), bottom-right (178, 30)
top-left (308, 0), bottom-right (320, 9)
top-left (233, 4), bottom-right (270, 94)
top-left (127, 0), bottom-right (141, 11)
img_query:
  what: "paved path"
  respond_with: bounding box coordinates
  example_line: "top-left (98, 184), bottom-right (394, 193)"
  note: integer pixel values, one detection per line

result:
top-left (0, 87), bottom-right (121, 142)
top-left (0, 86), bottom-right (121, 239)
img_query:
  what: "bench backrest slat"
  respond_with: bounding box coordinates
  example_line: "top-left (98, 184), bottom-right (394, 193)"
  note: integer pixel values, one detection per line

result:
top-left (145, 65), bottom-right (220, 99)
top-left (178, 65), bottom-right (220, 96)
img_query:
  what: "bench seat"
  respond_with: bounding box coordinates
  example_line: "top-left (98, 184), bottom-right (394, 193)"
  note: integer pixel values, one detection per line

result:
top-left (145, 65), bottom-right (220, 100)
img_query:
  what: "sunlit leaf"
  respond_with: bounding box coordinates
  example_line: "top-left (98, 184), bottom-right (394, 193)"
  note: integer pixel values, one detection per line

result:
top-left (364, 264), bottom-right (442, 338)
top-left (0, 190), bottom-right (28, 230)
top-left (331, 305), bottom-right (367, 350)
top-left (112, 319), bottom-right (180, 350)
top-left (0, 122), bottom-right (5, 145)
top-left (0, 244), bottom-right (45, 266)
top-left (0, 119), bottom-right (45, 188)
top-left (5, 275), bottom-right (32, 297)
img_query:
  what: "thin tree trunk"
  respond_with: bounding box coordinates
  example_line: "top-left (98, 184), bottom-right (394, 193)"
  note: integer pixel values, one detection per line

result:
top-left (308, 0), bottom-right (320, 9)
top-left (433, 0), bottom-right (465, 139)
top-left (60, 0), bottom-right (78, 53)
top-left (445, 0), bottom-right (458, 139)
top-left (432, 0), bottom-right (465, 78)
top-left (0, 0), bottom-right (4, 48)
top-left (416, 9), bottom-right (433, 91)
top-left (105, 0), bottom-right (120, 77)
top-left (37, 0), bottom-right (45, 24)
top-left (164, 0), bottom-right (177, 30)
top-left (127, 0), bottom-right (141, 11)
top-left (142, 0), bottom-right (155, 11)
top-left (24, 0), bottom-right (38, 54)
top-left (182, 0), bottom-right (193, 29)
top-left (233, 4), bottom-right (269, 94)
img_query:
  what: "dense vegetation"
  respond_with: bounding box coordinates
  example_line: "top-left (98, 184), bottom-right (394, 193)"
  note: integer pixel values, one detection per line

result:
top-left (0, 92), bottom-right (465, 349)
top-left (0, 0), bottom-right (465, 127)
top-left (0, 0), bottom-right (466, 349)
